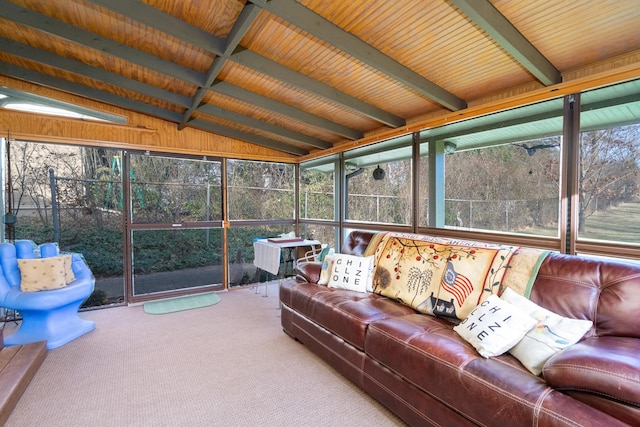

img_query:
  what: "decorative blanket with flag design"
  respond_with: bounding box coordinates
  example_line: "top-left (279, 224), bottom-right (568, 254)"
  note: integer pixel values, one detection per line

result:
top-left (372, 233), bottom-right (550, 320)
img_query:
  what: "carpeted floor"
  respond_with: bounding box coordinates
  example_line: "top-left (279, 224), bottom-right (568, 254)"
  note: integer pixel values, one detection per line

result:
top-left (4, 282), bottom-right (405, 426)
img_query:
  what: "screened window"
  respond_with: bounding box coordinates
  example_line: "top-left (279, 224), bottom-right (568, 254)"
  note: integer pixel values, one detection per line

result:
top-left (299, 156), bottom-right (336, 221)
top-left (445, 142), bottom-right (560, 235)
top-left (578, 79), bottom-right (640, 244)
top-left (227, 160), bottom-right (295, 221)
top-left (344, 137), bottom-right (413, 226)
top-left (131, 155), bottom-right (222, 224)
top-left (131, 228), bottom-right (223, 296)
top-left (299, 224), bottom-right (339, 250)
top-left (433, 98), bottom-right (564, 236)
top-left (418, 150), bottom-right (430, 227)
top-left (5, 141), bottom-right (125, 307)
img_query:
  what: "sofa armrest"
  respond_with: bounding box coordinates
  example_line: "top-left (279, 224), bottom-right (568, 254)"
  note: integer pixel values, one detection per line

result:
top-left (294, 261), bottom-right (322, 283)
top-left (543, 336), bottom-right (640, 407)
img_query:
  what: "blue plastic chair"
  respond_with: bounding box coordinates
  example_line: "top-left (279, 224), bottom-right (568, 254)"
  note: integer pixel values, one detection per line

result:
top-left (0, 240), bottom-right (95, 349)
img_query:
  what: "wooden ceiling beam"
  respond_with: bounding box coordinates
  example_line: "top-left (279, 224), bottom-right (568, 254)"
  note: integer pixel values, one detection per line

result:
top-left (189, 118), bottom-right (309, 156)
top-left (1, 38), bottom-right (192, 108)
top-left (179, 4), bottom-right (262, 130)
top-left (0, 0), bottom-right (204, 86)
top-left (89, 0), bottom-right (225, 54)
top-left (3, 0), bottom-right (322, 152)
top-left (232, 49), bottom-right (405, 127)
top-left (210, 82), bottom-right (364, 140)
top-left (451, 0), bottom-right (561, 86)
top-left (197, 103), bottom-right (331, 149)
top-left (85, 0), bottom-right (404, 128)
top-left (4, 36), bottom-right (334, 151)
top-left (0, 62), bottom-right (184, 123)
top-left (251, 0), bottom-right (467, 111)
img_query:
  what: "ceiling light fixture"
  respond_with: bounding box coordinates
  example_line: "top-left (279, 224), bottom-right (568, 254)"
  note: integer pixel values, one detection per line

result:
top-left (345, 162), bottom-right (358, 171)
top-left (444, 141), bottom-right (457, 154)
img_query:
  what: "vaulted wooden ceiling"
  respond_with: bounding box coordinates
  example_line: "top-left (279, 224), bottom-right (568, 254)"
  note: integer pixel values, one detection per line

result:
top-left (0, 0), bottom-right (639, 158)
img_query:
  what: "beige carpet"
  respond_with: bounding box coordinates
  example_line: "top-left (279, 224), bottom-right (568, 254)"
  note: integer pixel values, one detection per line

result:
top-left (4, 282), bottom-right (405, 426)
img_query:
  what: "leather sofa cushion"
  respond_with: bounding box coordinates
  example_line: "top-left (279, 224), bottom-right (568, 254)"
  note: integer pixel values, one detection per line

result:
top-left (341, 230), bottom-right (384, 256)
top-left (282, 281), bottom-right (415, 350)
top-left (531, 253), bottom-right (640, 338)
top-left (562, 391), bottom-right (640, 427)
top-left (295, 260), bottom-right (322, 283)
top-left (365, 314), bottom-right (625, 426)
top-left (543, 336), bottom-right (640, 407)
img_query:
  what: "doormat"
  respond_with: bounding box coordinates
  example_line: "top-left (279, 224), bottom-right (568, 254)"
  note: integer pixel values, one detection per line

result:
top-left (144, 292), bottom-right (221, 315)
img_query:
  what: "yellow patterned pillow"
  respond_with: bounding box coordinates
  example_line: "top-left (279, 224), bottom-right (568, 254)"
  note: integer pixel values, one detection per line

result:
top-left (18, 257), bottom-right (68, 292)
top-left (59, 254), bottom-right (76, 284)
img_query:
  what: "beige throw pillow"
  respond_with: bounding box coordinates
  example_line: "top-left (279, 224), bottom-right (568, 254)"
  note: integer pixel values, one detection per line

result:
top-left (318, 255), bottom-right (335, 285)
top-left (501, 288), bottom-right (593, 375)
top-left (59, 254), bottom-right (76, 284)
top-left (18, 256), bottom-right (68, 292)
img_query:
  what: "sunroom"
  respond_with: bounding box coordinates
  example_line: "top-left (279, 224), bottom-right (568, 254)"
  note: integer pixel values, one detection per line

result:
top-left (0, 0), bottom-right (639, 424)
top-left (1, 0), bottom-right (639, 306)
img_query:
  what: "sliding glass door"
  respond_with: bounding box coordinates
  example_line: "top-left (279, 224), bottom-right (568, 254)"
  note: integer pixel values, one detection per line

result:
top-left (130, 228), bottom-right (223, 295)
top-left (128, 153), bottom-right (223, 299)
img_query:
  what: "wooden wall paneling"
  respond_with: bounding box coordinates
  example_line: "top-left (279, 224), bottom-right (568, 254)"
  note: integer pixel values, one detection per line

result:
top-left (0, 76), bottom-right (296, 162)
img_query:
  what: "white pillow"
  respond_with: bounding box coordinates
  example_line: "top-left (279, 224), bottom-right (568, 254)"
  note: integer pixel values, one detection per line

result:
top-left (501, 288), bottom-right (593, 375)
top-left (453, 294), bottom-right (537, 358)
top-left (327, 254), bottom-right (374, 293)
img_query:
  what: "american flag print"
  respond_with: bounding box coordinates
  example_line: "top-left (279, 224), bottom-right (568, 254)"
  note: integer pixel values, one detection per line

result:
top-left (441, 261), bottom-right (474, 306)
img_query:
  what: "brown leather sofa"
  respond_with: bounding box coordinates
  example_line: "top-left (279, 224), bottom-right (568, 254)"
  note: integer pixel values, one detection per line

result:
top-left (280, 230), bottom-right (640, 426)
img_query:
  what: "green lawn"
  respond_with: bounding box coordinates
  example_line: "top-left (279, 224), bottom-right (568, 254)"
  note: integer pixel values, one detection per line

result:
top-left (581, 199), bottom-right (640, 243)
top-left (518, 199), bottom-right (640, 243)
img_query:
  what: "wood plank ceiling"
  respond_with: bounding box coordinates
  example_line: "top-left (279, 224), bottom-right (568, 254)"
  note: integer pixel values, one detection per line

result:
top-left (0, 0), bottom-right (638, 157)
